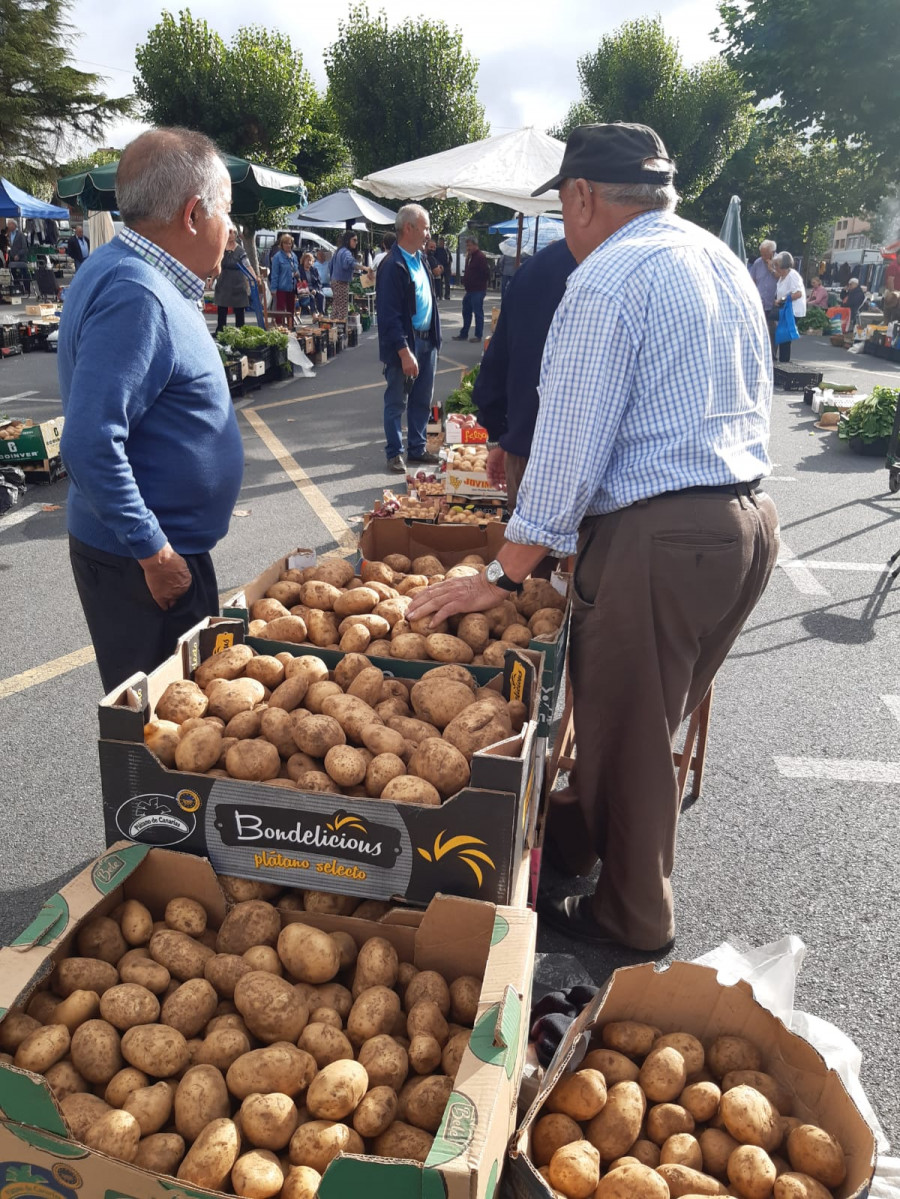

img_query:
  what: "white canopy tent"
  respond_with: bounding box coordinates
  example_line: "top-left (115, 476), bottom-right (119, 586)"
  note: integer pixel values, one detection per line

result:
top-left (354, 126), bottom-right (565, 217)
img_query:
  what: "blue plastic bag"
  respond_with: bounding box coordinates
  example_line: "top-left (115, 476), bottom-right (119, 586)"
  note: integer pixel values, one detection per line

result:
top-left (775, 301), bottom-right (799, 345)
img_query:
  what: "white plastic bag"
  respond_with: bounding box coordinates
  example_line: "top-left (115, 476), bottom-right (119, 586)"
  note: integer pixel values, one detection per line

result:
top-left (286, 335), bottom-right (315, 378)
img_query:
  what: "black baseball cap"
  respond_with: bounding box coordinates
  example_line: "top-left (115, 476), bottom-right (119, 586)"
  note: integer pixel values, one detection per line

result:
top-left (532, 122), bottom-right (676, 195)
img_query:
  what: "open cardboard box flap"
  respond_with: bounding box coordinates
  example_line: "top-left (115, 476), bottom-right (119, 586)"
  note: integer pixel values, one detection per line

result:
top-left (510, 960), bottom-right (876, 1199)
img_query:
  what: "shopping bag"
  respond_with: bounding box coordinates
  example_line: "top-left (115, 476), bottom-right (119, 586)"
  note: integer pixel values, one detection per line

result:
top-left (775, 301), bottom-right (799, 345)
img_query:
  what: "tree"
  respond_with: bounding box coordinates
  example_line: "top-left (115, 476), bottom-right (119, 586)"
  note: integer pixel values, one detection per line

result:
top-left (0, 0), bottom-right (132, 175)
top-left (324, 5), bottom-right (489, 181)
top-left (682, 117), bottom-right (889, 271)
top-left (553, 17), bottom-right (753, 201)
top-left (717, 0), bottom-right (900, 170)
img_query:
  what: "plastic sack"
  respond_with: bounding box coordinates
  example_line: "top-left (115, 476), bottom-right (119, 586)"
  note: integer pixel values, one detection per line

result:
top-left (693, 938), bottom-right (892, 1164)
top-left (286, 335), bottom-right (315, 378)
top-left (775, 301), bottom-right (800, 345)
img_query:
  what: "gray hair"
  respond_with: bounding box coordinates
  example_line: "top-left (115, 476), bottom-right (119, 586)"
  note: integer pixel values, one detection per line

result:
top-left (395, 203), bottom-right (428, 234)
top-left (775, 251), bottom-right (795, 270)
top-left (848, 276), bottom-right (859, 287)
top-left (592, 180), bottom-right (679, 212)
top-left (760, 239), bottom-right (777, 254)
top-left (116, 127), bottom-right (230, 226)
top-left (6, 219), bottom-right (17, 228)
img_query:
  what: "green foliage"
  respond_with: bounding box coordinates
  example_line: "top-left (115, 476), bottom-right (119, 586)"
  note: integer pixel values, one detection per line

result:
top-left (838, 387), bottom-right (900, 444)
top-left (717, 0), bottom-right (900, 172)
top-left (797, 307), bottom-right (831, 333)
top-left (216, 326), bottom-right (288, 352)
top-left (555, 17), bottom-right (753, 200)
top-left (293, 93), bottom-right (352, 198)
top-left (446, 364), bottom-right (481, 414)
top-left (0, 0), bottom-right (132, 174)
top-left (325, 4), bottom-right (489, 180)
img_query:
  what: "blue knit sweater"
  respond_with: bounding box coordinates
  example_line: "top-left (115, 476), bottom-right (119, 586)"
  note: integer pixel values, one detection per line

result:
top-left (58, 238), bottom-right (244, 559)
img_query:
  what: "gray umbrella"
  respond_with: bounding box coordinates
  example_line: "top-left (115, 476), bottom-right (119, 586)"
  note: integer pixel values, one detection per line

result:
top-left (719, 195), bottom-right (747, 263)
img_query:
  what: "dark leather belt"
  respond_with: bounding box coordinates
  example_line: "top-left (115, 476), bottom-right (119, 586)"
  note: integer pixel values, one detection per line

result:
top-left (674, 479), bottom-right (763, 498)
top-left (414, 328), bottom-right (433, 340)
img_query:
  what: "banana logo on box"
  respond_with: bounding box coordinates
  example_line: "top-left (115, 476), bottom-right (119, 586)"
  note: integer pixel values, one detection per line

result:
top-left (417, 832), bottom-right (495, 886)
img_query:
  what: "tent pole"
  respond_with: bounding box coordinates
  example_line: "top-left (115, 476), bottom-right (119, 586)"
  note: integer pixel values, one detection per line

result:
top-left (533, 215), bottom-right (540, 256)
top-left (515, 214), bottom-right (524, 268)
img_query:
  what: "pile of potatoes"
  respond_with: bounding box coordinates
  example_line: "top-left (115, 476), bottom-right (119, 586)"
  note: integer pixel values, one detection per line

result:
top-left (241, 554), bottom-right (566, 667)
top-left (145, 647), bottom-right (530, 803)
top-left (531, 1021), bottom-right (849, 1199)
top-left (0, 881), bottom-right (484, 1198)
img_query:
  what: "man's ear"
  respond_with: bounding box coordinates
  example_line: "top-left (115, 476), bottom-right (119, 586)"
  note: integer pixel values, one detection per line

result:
top-left (182, 195), bottom-right (202, 234)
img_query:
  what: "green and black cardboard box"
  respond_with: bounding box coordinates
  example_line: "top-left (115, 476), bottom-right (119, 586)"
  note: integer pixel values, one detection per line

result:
top-left (0, 841), bottom-right (537, 1199)
top-left (0, 416), bottom-right (63, 462)
top-left (98, 617), bottom-right (542, 906)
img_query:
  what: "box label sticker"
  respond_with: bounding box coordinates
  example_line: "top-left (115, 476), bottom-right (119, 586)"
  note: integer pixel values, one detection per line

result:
top-left (287, 550), bottom-right (317, 570)
top-left (212, 631), bottom-right (234, 654)
top-left (114, 794), bottom-right (199, 846)
top-left (427, 1091), bottom-right (477, 1166)
top-left (0, 1161), bottom-right (80, 1197)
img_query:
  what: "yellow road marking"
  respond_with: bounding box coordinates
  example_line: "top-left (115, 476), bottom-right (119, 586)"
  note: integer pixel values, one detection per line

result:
top-left (242, 408), bottom-right (357, 555)
top-left (0, 645), bottom-right (96, 701)
top-left (251, 366), bottom-right (462, 412)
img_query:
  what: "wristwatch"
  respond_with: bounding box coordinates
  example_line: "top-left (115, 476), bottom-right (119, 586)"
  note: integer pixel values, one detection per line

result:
top-left (486, 440), bottom-right (500, 450)
top-left (485, 559), bottom-right (523, 593)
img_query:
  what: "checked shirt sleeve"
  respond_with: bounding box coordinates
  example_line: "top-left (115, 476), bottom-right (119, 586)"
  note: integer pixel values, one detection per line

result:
top-left (506, 287), bottom-right (638, 557)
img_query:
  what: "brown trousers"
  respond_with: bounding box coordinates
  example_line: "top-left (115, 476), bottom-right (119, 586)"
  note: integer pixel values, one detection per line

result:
top-left (546, 487), bottom-right (779, 950)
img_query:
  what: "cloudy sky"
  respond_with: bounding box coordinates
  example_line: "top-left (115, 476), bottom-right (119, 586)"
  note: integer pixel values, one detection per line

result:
top-left (66, 0), bottom-right (724, 152)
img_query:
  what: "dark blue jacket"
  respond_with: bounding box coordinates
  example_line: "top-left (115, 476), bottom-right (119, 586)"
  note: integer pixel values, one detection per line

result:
top-left (376, 242), bottom-right (442, 364)
top-left (473, 238), bottom-right (576, 458)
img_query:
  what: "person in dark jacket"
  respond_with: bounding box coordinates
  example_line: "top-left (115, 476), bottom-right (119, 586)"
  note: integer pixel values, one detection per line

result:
top-left (66, 225), bottom-right (91, 269)
top-left (454, 235), bottom-right (490, 341)
top-left (474, 238), bottom-right (577, 507)
top-left (298, 251), bottom-right (326, 315)
top-left (375, 204), bottom-right (442, 473)
top-left (213, 228), bottom-right (254, 332)
top-left (434, 236), bottom-right (451, 298)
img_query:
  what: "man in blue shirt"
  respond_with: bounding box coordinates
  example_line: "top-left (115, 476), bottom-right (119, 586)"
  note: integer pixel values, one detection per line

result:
top-left (407, 123), bottom-right (778, 957)
top-left (375, 204), bottom-right (442, 473)
top-left (59, 128), bottom-right (244, 693)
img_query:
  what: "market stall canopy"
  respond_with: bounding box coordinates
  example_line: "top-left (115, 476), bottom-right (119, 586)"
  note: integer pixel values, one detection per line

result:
top-left (354, 126), bottom-right (565, 216)
top-left (87, 210), bottom-right (116, 249)
top-left (492, 214), bottom-right (565, 255)
top-left (56, 155), bottom-right (306, 217)
top-left (0, 179), bottom-right (68, 219)
top-left (286, 211), bottom-right (366, 233)
top-left (719, 195), bottom-right (746, 264)
top-left (290, 188), bottom-right (397, 228)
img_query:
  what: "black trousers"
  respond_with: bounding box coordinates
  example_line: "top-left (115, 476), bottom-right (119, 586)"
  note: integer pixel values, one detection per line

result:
top-left (216, 305), bottom-right (245, 332)
top-left (69, 535), bottom-right (220, 694)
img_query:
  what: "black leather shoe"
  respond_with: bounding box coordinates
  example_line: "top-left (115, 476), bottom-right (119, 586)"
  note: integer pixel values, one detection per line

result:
top-left (452, 333), bottom-right (468, 340)
top-left (386, 456), bottom-right (407, 474)
top-left (537, 893), bottom-right (675, 954)
top-left (407, 451), bottom-right (440, 464)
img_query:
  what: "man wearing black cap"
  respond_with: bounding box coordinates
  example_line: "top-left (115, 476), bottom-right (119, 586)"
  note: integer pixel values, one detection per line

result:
top-left (406, 122), bottom-right (779, 957)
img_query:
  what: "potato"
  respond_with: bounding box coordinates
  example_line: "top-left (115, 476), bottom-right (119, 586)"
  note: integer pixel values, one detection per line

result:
top-left (292, 713), bottom-right (346, 758)
top-left (237, 1092), bottom-right (299, 1151)
top-left (720, 1086), bottom-right (782, 1153)
top-left (727, 1144), bottom-right (778, 1199)
top-left (193, 1024), bottom-right (251, 1071)
top-left (226, 1045), bottom-right (317, 1100)
top-left (786, 1125), bottom-right (846, 1188)
top-left (204, 953), bottom-right (252, 999)
top-left (407, 1000), bottom-right (449, 1049)
top-left (77, 915), bottom-right (127, 964)
top-left (700, 1128), bottom-right (742, 1177)
top-left (631, 1140), bottom-right (662, 1168)
top-left (441, 1030), bottom-right (470, 1079)
top-left (230, 1147), bottom-right (285, 1198)
top-left (302, 610), bottom-right (338, 647)
top-left (585, 1080), bottom-right (645, 1161)
top-left (288, 1119), bottom-right (363, 1172)
top-left (379, 775), bottom-right (440, 805)
top-left (124, 1079), bottom-right (176, 1136)
top-left (260, 614), bottom-right (308, 645)
top-left (217, 901), bottom-right (281, 955)
top-left (409, 679), bottom-right (475, 730)
top-left (774, 1174), bottom-right (834, 1199)
top-left (177, 1116), bottom-right (241, 1189)
top-left (234, 971), bottom-right (309, 1044)
top-left (358, 1034), bottom-right (409, 1091)
top-left (661, 1134), bottom-right (703, 1170)
top-left (43, 1059), bottom-right (88, 1102)
top-left (407, 1034), bottom-right (441, 1074)
top-left (206, 677), bottom-right (266, 723)
top-left (0, 1011), bottom-right (40, 1053)
top-left (277, 924), bottom-right (341, 984)
top-left (224, 738), bottom-right (281, 781)
top-left (601, 1021), bottom-right (661, 1058)
top-left (120, 1023), bottom-right (189, 1078)
top-left (407, 739), bottom-right (470, 800)
top-left (120, 959), bottom-right (170, 998)
top-left (280, 1164), bottom-right (323, 1199)
top-left (66, 1018), bottom-right (122, 1084)
top-left (243, 945), bottom-right (282, 976)
top-left (398, 1074), bottom-right (452, 1133)
top-left (84, 1108), bottom-right (141, 1162)
top-left (52, 989), bottom-right (101, 1033)
top-left (322, 744), bottom-right (367, 787)
top-left (243, 654), bottom-right (286, 688)
top-left (160, 978), bottom-right (218, 1038)
top-left (346, 665), bottom-right (385, 707)
top-left (149, 929), bottom-right (214, 980)
top-left (144, 719), bottom-right (181, 766)
top-left (404, 971), bottom-right (450, 1017)
top-left (596, 1162), bottom-right (670, 1199)
top-left (252, 597), bottom-right (289, 623)
top-left (582, 1047), bottom-right (641, 1085)
top-left (59, 1091), bottom-right (111, 1140)
top-left (533, 1113), bottom-right (584, 1166)
top-left (708, 1035), bottom-right (763, 1079)
top-left (422, 633), bottom-right (472, 663)
top-left (311, 558), bottom-right (356, 588)
top-left (646, 1103), bottom-right (695, 1145)
top-left (321, 693), bottom-right (382, 743)
top-left (722, 1071), bottom-right (792, 1117)
top-left (548, 1139), bottom-right (601, 1199)
top-left (104, 1066), bottom-right (149, 1107)
top-left (296, 1023), bottom-right (352, 1069)
top-left (157, 679), bottom-right (209, 724)
top-left (306, 1059), bottom-right (368, 1121)
top-left (347, 986), bottom-right (401, 1047)
top-left (641, 1046), bottom-right (688, 1103)
top-left (657, 1164), bottom-right (729, 1197)
top-left (443, 701), bottom-right (513, 760)
top-left (345, 1085), bottom-right (396, 1139)
top-left (175, 725), bottom-right (224, 774)
top-left (171, 1064), bottom-right (230, 1141)
top-left (194, 644), bottom-right (254, 688)
top-left (545, 1069), bottom-right (608, 1122)
top-left (14, 1023), bottom-right (70, 1074)
top-left (99, 983), bottom-right (161, 1031)
top-left (353, 937), bottom-right (399, 996)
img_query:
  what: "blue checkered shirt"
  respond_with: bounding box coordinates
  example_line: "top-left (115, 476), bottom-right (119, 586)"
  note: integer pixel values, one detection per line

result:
top-left (506, 210), bottom-right (773, 556)
top-left (117, 227), bottom-right (205, 306)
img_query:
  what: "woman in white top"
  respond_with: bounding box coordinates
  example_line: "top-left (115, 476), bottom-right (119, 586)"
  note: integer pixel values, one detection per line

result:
top-left (773, 251), bottom-right (806, 363)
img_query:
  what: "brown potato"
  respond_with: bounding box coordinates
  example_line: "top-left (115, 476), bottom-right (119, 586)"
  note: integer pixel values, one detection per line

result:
top-left (347, 986), bottom-right (401, 1047)
top-left (443, 700), bottom-right (513, 760)
top-left (596, 1162), bottom-right (669, 1199)
top-left (69, 1019), bottom-right (122, 1083)
top-left (205, 953), bottom-right (253, 999)
top-left (124, 1079), bottom-right (176, 1136)
top-left (174, 725), bottom-right (224, 774)
top-left (293, 713), bottom-right (346, 757)
top-left (774, 1174), bottom-right (835, 1199)
top-left (306, 1059), bottom-right (369, 1120)
top-left (656, 1164), bottom-right (729, 1197)
top-left (372, 1120), bottom-right (433, 1162)
top-left (298, 1023), bottom-right (354, 1069)
top-left (601, 1021), bottom-right (661, 1058)
top-left (641, 1046), bottom-right (688, 1103)
top-left (52, 989), bottom-right (101, 1033)
top-left (728, 1144), bottom-right (778, 1199)
top-left (585, 1080), bottom-right (645, 1161)
top-left (77, 915), bottom-right (128, 964)
top-left (277, 924), bottom-right (341, 984)
top-left (381, 775), bottom-right (441, 805)
top-left (708, 1035), bottom-right (763, 1079)
top-left (83, 1108), bottom-right (141, 1162)
top-left (410, 678), bottom-right (475, 729)
top-left (173, 1064), bottom-right (230, 1141)
top-left (244, 655), bottom-right (286, 688)
top-left (358, 1034), bottom-right (409, 1091)
top-left (722, 1071), bottom-right (792, 1117)
top-left (144, 719), bottom-right (181, 766)
top-left (104, 1066), bottom-right (149, 1108)
top-left (240, 1091), bottom-right (299, 1151)
top-left (407, 739), bottom-right (470, 800)
top-left (226, 1045), bottom-right (317, 1100)
top-left (660, 1133), bottom-right (703, 1170)
top-left (149, 929), bottom-right (214, 981)
top-left (441, 1030), bottom-right (470, 1079)
top-left (289, 1119), bottom-right (364, 1172)
top-left (582, 1047), bottom-right (641, 1084)
top-left (206, 678), bottom-right (266, 723)
top-left (44, 1060), bottom-right (89, 1102)
top-left (161, 978), bottom-right (219, 1038)
top-left (324, 744), bottom-right (368, 787)
top-left (99, 984), bottom-right (161, 1031)
top-left (120, 957), bottom-right (169, 996)
top-left (60, 1091), bottom-right (112, 1140)
top-left (404, 971), bottom-right (450, 1016)
top-left (646, 1103), bottom-right (695, 1145)
top-left (720, 1086), bottom-right (782, 1153)
top-left (193, 1026), bottom-right (252, 1072)
top-left (347, 665), bottom-right (386, 707)
top-left (401, 1074), bottom-right (453, 1132)
top-left (133, 1131), bottom-right (186, 1175)
top-left (654, 1032), bottom-right (705, 1076)
top-left (700, 1128), bottom-right (742, 1177)
top-left (14, 1024), bottom-right (70, 1074)
top-left (548, 1139), bottom-right (601, 1199)
top-left (545, 1069), bottom-right (608, 1121)
top-left (321, 693), bottom-right (383, 743)
top-left (533, 1113), bottom-right (583, 1166)
top-left (176, 1116), bottom-right (241, 1189)
top-left (216, 901), bottom-right (281, 955)
top-left (785, 1125), bottom-right (846, 1188)
top-left (120, 1023), bottom-right (189, 1078)
top-left (157, 679), bottom-right (210, 724)
top-left (234, 971), bottom-right (309, 1044)
top-left (353, 937), bottom-right (399, 995)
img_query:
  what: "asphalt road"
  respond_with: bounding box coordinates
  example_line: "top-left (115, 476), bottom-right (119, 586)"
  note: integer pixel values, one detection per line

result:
top-left (2, 303), bottom-right (900, 1149)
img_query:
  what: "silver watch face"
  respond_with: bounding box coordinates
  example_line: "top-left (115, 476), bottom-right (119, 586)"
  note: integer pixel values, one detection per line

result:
top-left (485, 560), bottom-right (503, 585)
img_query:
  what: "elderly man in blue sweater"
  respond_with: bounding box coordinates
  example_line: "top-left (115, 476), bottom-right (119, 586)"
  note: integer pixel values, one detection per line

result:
top-left (58, 127), bottom-right (244, 693)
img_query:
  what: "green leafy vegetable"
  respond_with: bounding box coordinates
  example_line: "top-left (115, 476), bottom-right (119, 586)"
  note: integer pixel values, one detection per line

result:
top-left (838, 386), bottom-right (899, 443)
top-left (445, 363), bottom-right (481, 414)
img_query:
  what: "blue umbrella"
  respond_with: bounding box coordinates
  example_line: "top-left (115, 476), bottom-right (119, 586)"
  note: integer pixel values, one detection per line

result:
top-left (490, 213), bottom-right (564, 256)
top-left (719, 195), bottom-right (747, 263)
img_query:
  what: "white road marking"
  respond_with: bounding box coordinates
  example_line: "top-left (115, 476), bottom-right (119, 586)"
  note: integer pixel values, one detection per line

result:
top-left (0, 505), bottom-right (48, 531)
top-left (0, 390), bottom-right (39, 403)
top-left (879, 695), bottom-right (900, 726)
top-left (776, 541), bottom-right (830, 596)
top-left (774, 757), bottom-right (900, 784)
top-left (779, 559), bottom-right (891, 574)
top-left (766, 476), bottom-right (797, 482)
